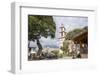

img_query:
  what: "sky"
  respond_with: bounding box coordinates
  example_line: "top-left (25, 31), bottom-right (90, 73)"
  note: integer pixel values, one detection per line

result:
top-left (53, 16), bottom-right (88, 39)
top-left (29, 16), bottom-right (88, 49)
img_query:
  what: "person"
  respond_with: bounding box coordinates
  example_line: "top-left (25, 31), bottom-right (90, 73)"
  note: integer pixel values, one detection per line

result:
top-left (76, 44), bottom-right (81, 58)
top-left (76, 50), bottom-right (81, 58)
top-left (71, 42), bottom-right (77, 59)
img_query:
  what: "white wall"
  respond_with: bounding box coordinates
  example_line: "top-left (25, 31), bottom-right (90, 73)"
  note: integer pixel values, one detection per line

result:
top-left (0, 0), bottom-right (100, 76)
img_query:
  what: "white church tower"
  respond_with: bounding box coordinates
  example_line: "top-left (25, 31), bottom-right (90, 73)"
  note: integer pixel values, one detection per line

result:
top-left (59, 24), bottom-right (66, 48)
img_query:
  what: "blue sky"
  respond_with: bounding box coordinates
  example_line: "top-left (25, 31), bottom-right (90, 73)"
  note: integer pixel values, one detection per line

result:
top-left (29, 16), bottom-right (88, 48)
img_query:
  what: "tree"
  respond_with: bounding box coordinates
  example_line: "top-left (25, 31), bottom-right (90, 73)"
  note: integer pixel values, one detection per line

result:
top-left (65, 29), bottom-right (82, 40)
top-left (63, 40), bottom-right (69, 55)
top-left (65, 26), bottom-right (88, 40)
top-left (28, 15), bottom-right (56, 56)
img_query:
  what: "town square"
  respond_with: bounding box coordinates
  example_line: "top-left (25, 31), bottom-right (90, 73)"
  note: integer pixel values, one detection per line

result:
top-left (28, 15), bottom-right (88, 60)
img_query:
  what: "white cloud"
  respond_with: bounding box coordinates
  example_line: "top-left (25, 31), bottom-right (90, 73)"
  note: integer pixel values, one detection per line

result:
top-left (40, 36), bottom-right (59, 48)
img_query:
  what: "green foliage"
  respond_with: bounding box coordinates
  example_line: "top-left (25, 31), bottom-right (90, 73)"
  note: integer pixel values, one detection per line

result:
top-left (28, 15), bottom-right (56, 40)
top-left (62, 40), bottom-right (70, 56)
top-left (63, 26), bottom-right (88, 56)
top-left (65, 26), bottom-right (88, 40)
top-left (65, 29), bottom-right (82, 40)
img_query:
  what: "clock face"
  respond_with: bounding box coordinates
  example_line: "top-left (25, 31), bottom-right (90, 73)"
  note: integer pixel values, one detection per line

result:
top-left (28, 15), bottom-right (88, 61)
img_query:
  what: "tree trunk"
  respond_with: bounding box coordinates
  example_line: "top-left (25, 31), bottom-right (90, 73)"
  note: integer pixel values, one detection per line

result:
top-left (28, 41), bottom-right (31, 52)
top-left (36, 38), bottom-right (43, 56)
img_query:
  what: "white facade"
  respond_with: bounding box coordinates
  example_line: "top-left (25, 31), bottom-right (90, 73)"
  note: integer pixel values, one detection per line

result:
top-left (59, 24), bottom-right (66, 48)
